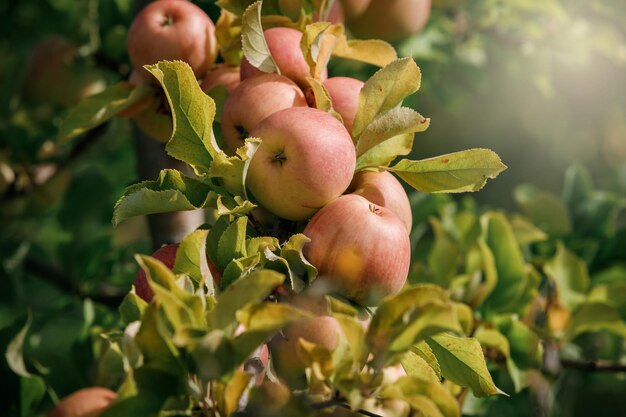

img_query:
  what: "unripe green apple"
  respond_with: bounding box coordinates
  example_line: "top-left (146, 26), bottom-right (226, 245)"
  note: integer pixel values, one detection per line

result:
top-left (348, 171), bottom-right (412, 232)
top-left (134, 243), bottom-right (221, 302)
top-left (246, 107), bottom-right (356, 221)
top-left (239, 27), bottom-right (328, 91)
top-left (127, 0), bottom-right (218, 81)
top-left (343, 0), bottom-right (432, 42)
top-left (324, 77), bottom-right (364, 136)
top-left (269, 293), bottom-right (342, 389)
top-left (221, 73), bottom-right (307, 153)
top-left (303, 194), bottom-right (410, 306)
top-left (200, 64), bottom-right (241, 93)
top-left (47, 387), bottom-right (116, 417)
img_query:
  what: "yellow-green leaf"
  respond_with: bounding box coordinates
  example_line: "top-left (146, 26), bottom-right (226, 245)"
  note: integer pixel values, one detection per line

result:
top-left (241, 1), bottom-right (279, 74)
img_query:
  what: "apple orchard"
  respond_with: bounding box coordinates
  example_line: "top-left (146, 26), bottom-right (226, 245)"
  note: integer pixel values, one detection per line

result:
top-left (29, 0), bottom-right (515, 416)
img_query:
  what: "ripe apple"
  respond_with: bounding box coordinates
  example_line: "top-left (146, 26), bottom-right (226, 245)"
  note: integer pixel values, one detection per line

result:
top-left (343, 0), bottom-right (432, 42)
top-left (221, 73), bottom-right (307, 153)
top-left (348, 171), bottom-right (412, 232)
top-left (314, 0), bottom-right (345, 24)
top-left (269, 293), bottom-right (342, 388)
top-left (239, 27), bottom-right (327, 90)
top-left (47, 387), bottom-right (116, 417)
top-left (303, 194), bottom-right (410, 306)
top-left (200, 64), bottom-right (241, 93)
top-left (324, 77), bottom-right (364, 136)
top-left (127, 0), bottom-right (218, 81)
top-left (246, 107), bottom-right (356, 221)
top-left (134, 243), bottom-right (221, 302)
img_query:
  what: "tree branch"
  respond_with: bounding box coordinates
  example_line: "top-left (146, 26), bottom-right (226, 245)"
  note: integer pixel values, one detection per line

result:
top-left (561, 358), bottom-right (626, 373)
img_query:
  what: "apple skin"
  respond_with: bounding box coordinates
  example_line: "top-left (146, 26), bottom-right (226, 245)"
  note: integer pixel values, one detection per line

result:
top-left (239, 27), bottom-right (327, 91)
top-left (348, 171), bottom-right (412, 232)
top-left (134, 243), bottom-right (221, 302)
top-left (221, 73), bottom-right (307, 153)
top-left (200, 64), bottom-right (241, 93)
top-left (47, 387), bottom-right (116, 417)
top-left (127, 0), bottom-right (218, 81)
top-left (303, 194), bottom-right (410, 306)
top-left (344, 0), bottom-right (432, 42)
top-left (269, 294), bottom-right (342, 389)
top-left (247, 107), bottom-right (356, 221)
top-left (324, 77), bottom-right (364, 136)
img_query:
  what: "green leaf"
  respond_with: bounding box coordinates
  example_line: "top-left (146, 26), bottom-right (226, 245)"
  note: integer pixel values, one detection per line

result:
top-left (510, 214), bottom-right (548, 246)
top-left (427, 218), bottom-right (460, 286)
top-left (120, 293), bottom-right (148, 325)
top-left (306, 77), bottom-right (343, 122)
top-left (280, 233), bottom-right (318, 286)
top-left (5, 314), bottom-right (35, 378)
top-left (135, 304), bottom-right (184, 376)
top-left (221, 253), bottom-right (262, 289)
top-left (514, 184), bottom-right (571, 236)
top-left (174, 229), bottom-right (213, 289)
top-left (146, 61), bottom-right (220, 173)
top-left (400, 350), bottom-right (440, 383)
top-left (333, 38), bottom-right (398, 68)
top-left (210, 138), bottom-right (261, 199)
top-left (217, 195), bottom-right (257, 217)
top-left (427, 333), bottom-right (502, 397)
top-left (543, 243), bottom-right (590, 310)
top-left (209, 270), bottom-right (285, 330)
top-left (568, 302), bottom-right (626, 339)
top-left (216, 216), bottom-right (248, 271)
top-left (355, 133), bottom-right (414, 170)
top-left (495, 317), bottom-right (543, 370)
top-left (112, 169), bottom-right (212, 226)
top-left (333, 313), bottom-right (368, 369)
top-left (383, 376), bottom-right (460, 417)
top-left (356, 107), bottom-right (429, 158)
top-left (352, 57), bottom-right (421, 140)
top-left (241, 1), bottom-right (279, 74)
top-left (388, 149), bottom-right (507, 193)
top-left (225, 370), bottom-right (253, 415)
top-left (411, 341), bottom-right (441, 379)
top-left (562, 164), bottom-right (593, 213)
top-left (58, 82), bottom-right (153, 143)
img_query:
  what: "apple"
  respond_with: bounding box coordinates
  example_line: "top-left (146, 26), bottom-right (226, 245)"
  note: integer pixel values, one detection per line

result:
top-left (131, 93), bottom-right (174, 143)
top-left (239, 27), bottom-right (327, 90)
top-left (314, 0), bottom-right (345, 24)
top-left (303, 194), bottom-right (410, 306)
top-left (324, 77), bottom-right (364, 136)
top-left (269, 293), bottom-right (342, 388)
top-left (47, 387), bottom-right (116, 417)
top-left (134, 243), bottom-right (221, 302)
top-left (348, 171), bottom-right (412, 232)
top-left (221, 73), bottom-right (307, 153)
top-left (343, 0), bottom-right (432, 42)
top-left (246, 107), bottom-right (356, 221)
top-left (200, 64), bottom-right (241, 93)
top-left (127, 0), bottom-right (218, 81)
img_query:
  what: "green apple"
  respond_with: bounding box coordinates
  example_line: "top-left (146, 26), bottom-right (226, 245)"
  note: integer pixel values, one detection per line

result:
top-left (47, 387), bottom-right (116, 417)
top-left (127, 0), bottom-right (218, 81)
top-left (221, 73), bottom-right (307, 153)
top-left (303, 194), bottom-right (410, 306)
top-left (348, 170), bottom-right (412, 232)
top-left (246, 107), bottom-right (356, 221)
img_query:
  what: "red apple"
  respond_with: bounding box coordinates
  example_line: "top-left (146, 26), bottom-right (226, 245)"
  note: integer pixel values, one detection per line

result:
top-left (314, 0), bottom-right (345, 24)
top-left (127, 0), bottom-right (218, 81)
top-left (344, 0), bottom-right (431, 42)
top-left (134, 243), bottom-right (221, 302)
top-left (348, 171), bottom-right (412, 232)
top-left (324, 77), bottom-right (364, 136)
top-left (47, 387), bottom-right (116, 417)
top-left (200, 64), bottom-right (241, 93)
top-left (269, 294), bottom-right (342, 388)
top-left (303, 194), bottom-right (410, 306)
top-left (221, 73), bottom-right (307, 153)
top-left (246, 107), bottom-right (356, 221)
top-left (239, 27), bottom-right (327, 91)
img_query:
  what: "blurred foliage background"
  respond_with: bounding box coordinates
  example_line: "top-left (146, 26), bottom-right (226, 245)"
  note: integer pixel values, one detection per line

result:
top-left (0, 0), bottom-right (625, 416)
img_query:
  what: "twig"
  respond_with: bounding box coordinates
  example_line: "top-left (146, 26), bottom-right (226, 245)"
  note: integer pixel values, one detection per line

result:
top-left (560, 358), bottom-right (626, 373)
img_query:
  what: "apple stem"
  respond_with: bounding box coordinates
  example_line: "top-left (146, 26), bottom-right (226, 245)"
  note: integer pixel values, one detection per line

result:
top-left (273, 150), bottom-right (287, 166)
top-left (162, 14), bottom-right (175, 27)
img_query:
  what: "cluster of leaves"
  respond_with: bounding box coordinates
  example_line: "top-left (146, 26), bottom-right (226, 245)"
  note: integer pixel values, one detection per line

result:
top-left (407, 164), bottom-right (626, 415)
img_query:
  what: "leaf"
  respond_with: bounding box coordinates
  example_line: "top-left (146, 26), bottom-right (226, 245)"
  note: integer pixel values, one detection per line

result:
top-left (400, 350), bottom-right (440, 383)
top-left (383, 376), bottom-right (460, 417)
top-left (135, 304), bottom-right (184, 376)
top-left (146, 61), bottom-right (220, 173)
top-left (427, 217), bottom-right (460, 286)
top-left (216, 216), bottom-right (248, 271)
top-left (411, 341), bottom-right (441, 379)
top-left (495, 317), bottom-right (543, 370)
top-left (215, 9), bottom-right (243, 66)
top-left (225, 370), bottom-right (253, 416)
top-left (333, 313), bottom-right (368, 369)
top-left (174, 229), bottom-right (213, 290)
top-left (510, 214), bottom-right (548, 246)
top-left (427, 333), bottom-right (502, 397)
top-left (301, 23), bottom-right (343, 79)
top-left (568, 302), bottom-right (626, 339)
top-left (355, 107), bottom-right (430, 158)
top-left (5, 315), bottom-right (35, 378)
top-left (388, 149), bottom-right (507, 193)
top-left (120, 293), bottom-right (148, 325)
top-left (280, 233), bottom-right (318, 286)
top-left (514, 184), bottom-right (571, 236)
top-left (306, 77), bottom-right (343, 122)
top-left (544, 243), bottom-right (590, 310)
top-left (333, 38), bottom-right (398, 68)
top-left (112, 170), bottom-right (213, 226)
top-left (209, 270), bottom-right (285, 330)
top-left (241, 1), bottom-right (279, 74)
top-left (352, 57), bottom-right (421, 140)
top-left (562, 164), bottom-right (593, 213)
top-left (210, 138), bottom-right (261, 199)
top-left (355, 133), bottom-right (414, 170)
top-left (58, 82), bottom-right (153, 143)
